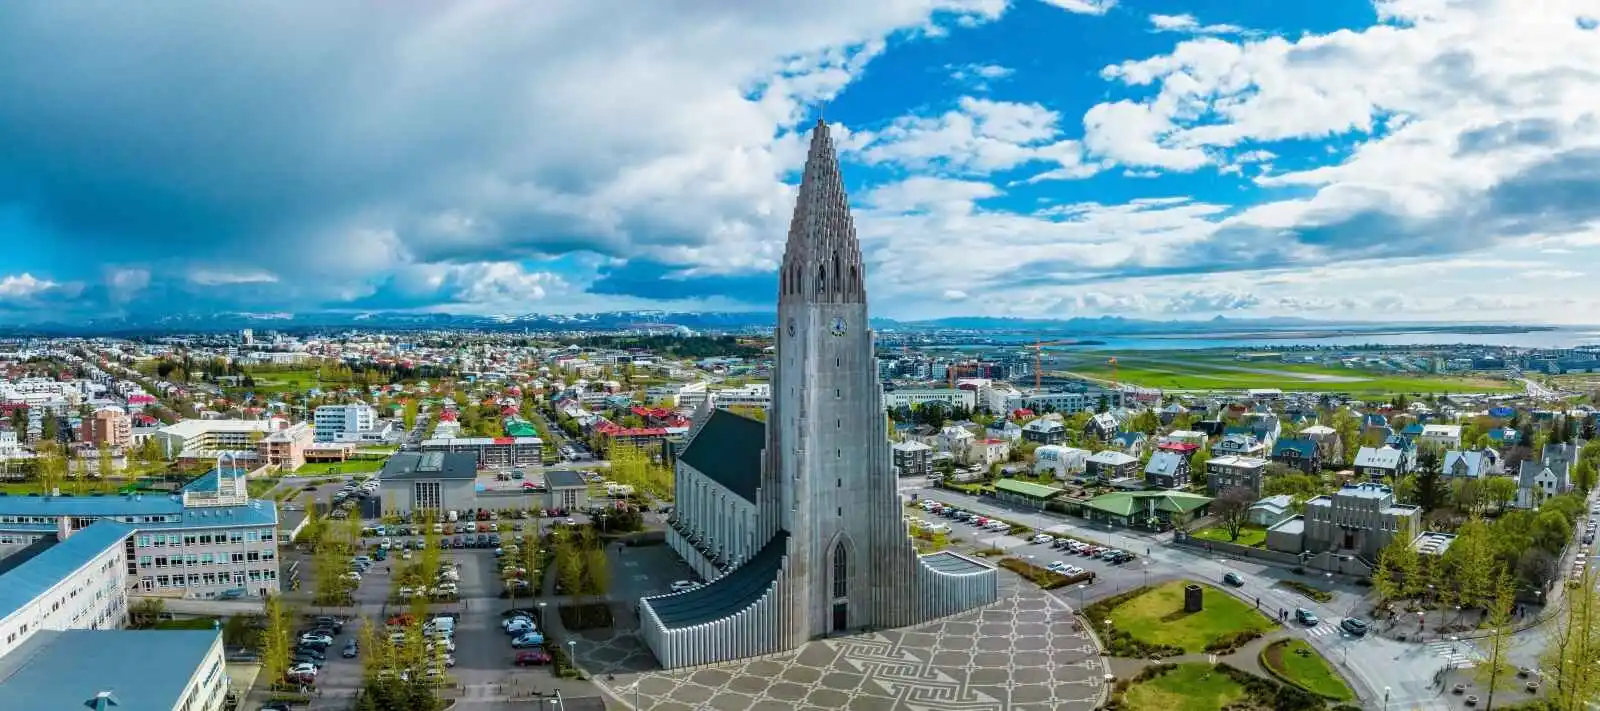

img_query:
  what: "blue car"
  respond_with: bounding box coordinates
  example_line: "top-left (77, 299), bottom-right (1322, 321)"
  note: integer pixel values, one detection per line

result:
top-left (511, 632), bottom-right (545, 648)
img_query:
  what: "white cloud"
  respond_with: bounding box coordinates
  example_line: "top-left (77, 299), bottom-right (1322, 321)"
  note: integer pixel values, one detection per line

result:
top-left (947, 62), bottom-right (1014, 91)
top-left (0, 274), bottom-right (58, 299)
top-left (1038, 0), bottom-right (1117, 16)
top-left (188, 268), bottom-right (279, 287)
top-left (1148, 13), bottom-right (1245, 35)
top-left (855, 97), bottom-right (1096, 180)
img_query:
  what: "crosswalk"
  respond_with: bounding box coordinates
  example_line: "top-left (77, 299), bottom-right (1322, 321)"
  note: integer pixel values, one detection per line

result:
top-left (1303, 624), bottom-right (1337, 638)
top-left (1426, 640), bottom-right (1483, 668)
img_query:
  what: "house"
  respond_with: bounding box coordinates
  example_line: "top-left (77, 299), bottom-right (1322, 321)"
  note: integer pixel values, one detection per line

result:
top-left (938, 425), bottom-right (977, 456)
top-left (1353, 446), bottom-right (1404, 480)
top-left (1158, 402), bottom-right (1188, 424)
top-left (966, 438), bottom-right (1011, 468)
top-left (1144, 450), bottom-right (1190, 490)
top-left (891, 441), bottom-right (933, 478)
top-left (1442, 449), bottom-right (1499, 479)
top-left (1213, 433), bottom-right (1265, 457)
top-left (1517, 444), bottom-right (1575, 509)
top-left (1298, 424), bottom-right (1344, 464)
top-left (1486, 427), bottom-right (1520, 447)
top-left (1238, 412), bottom-right (1281, 449)
top-left (1161, 430), bottom-right (1208, 447)
top-left (1205, 455), bottom-right (1268, 496)
top-left (1247, 494), bottom-right (1296, 527)
top-left (1021, 418), bottom-right (1065, 445)
top-left (1084, 450), bottom-right (1139, 482)
top-left (1420, 424), bottom-right (1463, 450)
top-left (1270, 438), bottom-right (1321, 474)
top-left (1084, 412), bottom-right (1122, 441)
top-left (986, 420), bottom-right (1023, 443)
top-left (1033, 445), bottom-right (1089, 480)
top-left (1110, 431), bottom-right (1148, 458)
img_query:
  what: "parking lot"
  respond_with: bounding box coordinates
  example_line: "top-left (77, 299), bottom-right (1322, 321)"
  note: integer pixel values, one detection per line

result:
top-left (911, 498), bottom-right (1169, 607)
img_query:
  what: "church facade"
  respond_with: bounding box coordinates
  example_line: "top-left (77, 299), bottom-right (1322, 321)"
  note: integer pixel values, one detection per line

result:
top-left (641, 120), bottom-right (998, 670)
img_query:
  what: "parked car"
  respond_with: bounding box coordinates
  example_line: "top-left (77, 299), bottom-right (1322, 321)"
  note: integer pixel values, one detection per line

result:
top-left (342, 640), bottom-right (359, 658)
top-left (670, 580), bottom-right (698, 593)
top-left (511, 632), bottom-right (546, 648)
top-left (1030, 534), bottom-right (1053, 545)
top-left (515, 649), bottom-right (552, 666)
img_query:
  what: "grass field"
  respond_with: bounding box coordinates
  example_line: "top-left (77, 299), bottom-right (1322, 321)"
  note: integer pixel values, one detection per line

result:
top-left (1108, 581), bottom-right (1275, 653)
top-left (152, 617), bottom-right (221, 631)
top-left (1122, 663), bottom-right (1249, 711)
top-left (293, 459), bottom-right (386, 475)
top-left (0, 478), bottom-right (128, 496)
top-left (236, 366), bottom-right (356, 395)
top-left (1261, 639), bottom-right (1354, 700)
top-left (1050, 351), bottom-right (1517, 394)
top-left (1189, 525), bottom-right (1268, 548)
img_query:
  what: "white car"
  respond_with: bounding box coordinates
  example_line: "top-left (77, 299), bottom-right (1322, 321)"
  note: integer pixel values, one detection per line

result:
top-left (341, 571), bottom-right (361, 582)
top-left (670, 580), bottom-right (698, 593)
top-left (379, 538), bottom-right (392, 550)
top-left (501, 616), bottom-right (534, 631)
top-left (1030, 534), bottom-right (1053, 545)
top-left (300, 633), bottom-right (334, 646)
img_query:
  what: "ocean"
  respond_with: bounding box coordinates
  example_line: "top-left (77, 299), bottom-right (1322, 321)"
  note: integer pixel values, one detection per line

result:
top-left (947, 327), bottom-right (1600, 351)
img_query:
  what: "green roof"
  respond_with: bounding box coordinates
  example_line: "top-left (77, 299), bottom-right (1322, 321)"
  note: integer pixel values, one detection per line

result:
top-left (504, 421), bottom-right (537, 437)
top-left (993, 478), bottom-right (1064, 500)
top-left (1084, 490), bottom-right (1212, 517)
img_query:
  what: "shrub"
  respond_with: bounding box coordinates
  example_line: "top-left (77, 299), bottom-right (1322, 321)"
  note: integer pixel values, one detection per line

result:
top-left (998, 557), bottom-right (1085, 590)
top-left (1280, 580), bottom-right (1333, 603)
top-left (1204, 628), bottom-right (1264, 655)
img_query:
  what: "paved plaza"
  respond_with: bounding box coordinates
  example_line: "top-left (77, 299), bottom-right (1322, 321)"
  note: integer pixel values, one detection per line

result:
top-left (573, 577), bottom-right (1106, 711)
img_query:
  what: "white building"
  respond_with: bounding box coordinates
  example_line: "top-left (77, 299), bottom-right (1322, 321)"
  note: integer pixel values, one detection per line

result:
top-left (1420, 424), bottom-right (1463, 451)
top-left (0, 466), bottom-right (281, 600)
top-left (883, 388), bottom-right (977, 411)
top-left (1034, 445), bottom-right (1089, 479)
top-left (0, 520), bottom-right (131, 658)
top-left (313, 403), bottom-right (377, 443)
top-left (709, 384), bottom-right (771, 410)
top-left (378, 452), bottom-right (480, 515)
top-left (419, 436), bottom-right (541, 468)
top-left (154, 419), bottom-right (279, 460)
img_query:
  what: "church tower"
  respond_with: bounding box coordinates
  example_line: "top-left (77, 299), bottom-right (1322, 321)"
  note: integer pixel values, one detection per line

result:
top-left (770, 120), bottom-right (915, 642)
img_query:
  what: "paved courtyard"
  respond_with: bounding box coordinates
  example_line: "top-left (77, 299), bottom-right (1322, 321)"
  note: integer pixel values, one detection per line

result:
top-left (573, 577), bottom-right (1106, 711)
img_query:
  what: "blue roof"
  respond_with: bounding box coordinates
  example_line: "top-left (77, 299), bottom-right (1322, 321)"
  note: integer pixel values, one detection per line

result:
top-left (1272, 438), bottom-right (1318, 458)
top-left (0, 494), bottom-right (277, 530)
top-left (0, 629), bottom-right (220, 708)
top-left (180, 467), bottom-right (250, 493)
top-left (0, 521), bottom-right (131, 623)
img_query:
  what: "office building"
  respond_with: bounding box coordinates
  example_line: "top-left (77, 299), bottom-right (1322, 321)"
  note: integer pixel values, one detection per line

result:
top-left (377, 452), bottom-right (478, 515)
top-left (419, 436), bottom-right (541, 468)
top-left (0, 520), bottom-right (131, 658)
top-left (0, 465), bottom-right (280, 599)
top-left (313, 404), bottom-right (378, 443)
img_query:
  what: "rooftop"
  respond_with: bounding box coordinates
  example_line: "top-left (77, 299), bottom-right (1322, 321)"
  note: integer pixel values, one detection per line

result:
top-left (0, 521), bottom-right (131, 623)
top-left (544, 469), bottom-right (586, 489)
top-left (643, 531), bottom-right (788, 629)
top-left (993, 478), bottom-right (1063, 500)
top-left (158, 418), bottom-right (275, 438)
top-left (0, 629), bottom-right (221, 708)
top-left (677, 408), bottom-right (763, 504)
top-left (920, 551), bottom-right (995, 576)
top-left (0, 493), bottom-right (276, 529)
top-left (380, 451), bottom-right (477, 481)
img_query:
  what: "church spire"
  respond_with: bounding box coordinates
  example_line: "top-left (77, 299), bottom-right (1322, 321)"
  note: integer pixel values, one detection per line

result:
top-left (779, 119), bottom-right (866, 305)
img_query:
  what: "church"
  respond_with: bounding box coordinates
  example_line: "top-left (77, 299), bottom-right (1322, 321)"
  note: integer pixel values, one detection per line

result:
top-left (638, 120), bottom-right (999, 670)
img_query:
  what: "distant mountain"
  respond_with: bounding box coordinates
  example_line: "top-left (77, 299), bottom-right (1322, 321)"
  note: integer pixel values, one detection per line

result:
top-left (0, 309), bottom-right (1545, 337)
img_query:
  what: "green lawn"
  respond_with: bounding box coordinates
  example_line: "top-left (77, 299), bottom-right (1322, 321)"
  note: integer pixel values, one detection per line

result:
top-left (1053, 351), bottom-right (1517, 394)
top-left (0, 478), bottom-right (129, 496)
top-left (1122, 663), bottom-right (1249, 711)
top-left (1190, 524), bottom-right (1268, 548)
top-left (246, 478), bottom-right (280, 499)
top-left (293, 459), bottom-right (386, 475)
top-left (152, 617), bottom-right (221, 630)
top-left (1107, 581), bottom-right (1275, 653)
top-left (1261, 639), bottom-right (1354, 700)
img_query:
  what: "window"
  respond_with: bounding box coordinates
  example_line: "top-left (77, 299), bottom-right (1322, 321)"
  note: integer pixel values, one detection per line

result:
top-left (832, 543), bottom-right (847, 598)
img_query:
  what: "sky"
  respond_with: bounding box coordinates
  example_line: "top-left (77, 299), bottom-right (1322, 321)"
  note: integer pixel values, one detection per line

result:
top-left (2, 0), bottom-right (1599, 324)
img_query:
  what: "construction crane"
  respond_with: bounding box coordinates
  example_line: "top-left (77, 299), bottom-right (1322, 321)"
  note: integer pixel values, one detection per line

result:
top-left (1027, 338), bottom-right (1079, 390)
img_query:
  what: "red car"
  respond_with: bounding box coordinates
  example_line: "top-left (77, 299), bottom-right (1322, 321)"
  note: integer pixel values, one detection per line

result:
top-left (514, 649), bottom-right (551, 666)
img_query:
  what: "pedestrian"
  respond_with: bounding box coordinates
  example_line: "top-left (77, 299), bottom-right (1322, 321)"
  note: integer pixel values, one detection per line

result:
top-left (1255, 597), bottom-right (1260, 609)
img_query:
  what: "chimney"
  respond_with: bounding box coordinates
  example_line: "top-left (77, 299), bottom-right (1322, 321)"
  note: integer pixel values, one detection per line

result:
top-left (57, 515), bottom-right (71, 541)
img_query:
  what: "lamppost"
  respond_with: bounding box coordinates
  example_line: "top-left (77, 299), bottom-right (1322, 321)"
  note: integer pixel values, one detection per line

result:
top-left (1383, 686), bottom-right (1390, 710)
top-left (1141, 558), bottom-right (1149, 588)
top-left (1076, 583), bottom-right (1088, 610)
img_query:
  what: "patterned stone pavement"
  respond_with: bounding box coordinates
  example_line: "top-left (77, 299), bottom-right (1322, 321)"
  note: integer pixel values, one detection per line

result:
top-left (571, 579), bottom-right (1105, 711)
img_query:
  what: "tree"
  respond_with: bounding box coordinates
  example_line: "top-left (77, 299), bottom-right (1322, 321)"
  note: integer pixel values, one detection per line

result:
top-left (1542, 569), bottom-right (1600, 711)
top-left (1441, 517), bottom-right (1500, 608)
top-left (1474, 573), bottom-right (1518, 709)
top-left (261, 593), bottom-right (294, 690)
top-left (1331, 409), bottom-right (1360, 465)
top-left (1213, 486), bottom-right (1255, 542)
top-left (1412, 447), bottom-right (1449, 512)
top-left (1188, 444), bottom-right (1211, 476)
top-left (1484, 477), bottom-right (1518, 512)
top-left (1373, 521), bottom-right (1421, 602)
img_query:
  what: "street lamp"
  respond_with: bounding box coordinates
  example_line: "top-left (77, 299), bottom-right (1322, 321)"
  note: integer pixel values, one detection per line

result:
top-left (1141, 559), bottom-right (1149, 588)
top-left (1383, 686), bottom-right (1390, 710)
top-left (1076, 583), bottom-right (1088, 610)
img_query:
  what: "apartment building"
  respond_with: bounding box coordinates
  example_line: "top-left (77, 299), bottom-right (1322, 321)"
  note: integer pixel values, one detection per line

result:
top-left (154, 418), bottom-right (280, 460)
top-left (313, 403), bottom-right (377, 443)
top-left (1205, 455), bottom-right (1269, 496)
top-left (882, 388), bottom-right (977, 411)
top-left (258, 422), bottom-right (313, 470)
top-left (419, 436), bottom-right (541, 468)
top-left (891, 440), bottom-right (932, 477)
top-left (0, 521), bottom-right (131, 659)
top-left (79, 407), bottom-right (133, 448)
top-left (707, 383), bottom-right (770, 410)
top-left (0, 467), bottom-right (280, 599)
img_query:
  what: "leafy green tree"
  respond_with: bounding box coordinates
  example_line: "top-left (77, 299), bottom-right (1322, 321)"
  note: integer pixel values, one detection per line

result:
top-left (1474, 573), bottom-right (1519, 708)
top-left (261, 593), bottom-right (294, 690)
top-left (1374, 521), bottom-right (1421, 602)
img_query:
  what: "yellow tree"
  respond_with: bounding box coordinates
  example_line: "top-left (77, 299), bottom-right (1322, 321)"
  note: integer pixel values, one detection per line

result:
top-left (261, 593), bottom-right (294, 689)
top-left (1543, 568), bottom-right (1600, 711)
top-left (1474, 574), bottom-right (1518, 708)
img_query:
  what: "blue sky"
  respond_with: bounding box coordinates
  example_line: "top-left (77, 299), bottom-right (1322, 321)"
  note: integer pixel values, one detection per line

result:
top-left (1, 0), bottom-right (1598, 324)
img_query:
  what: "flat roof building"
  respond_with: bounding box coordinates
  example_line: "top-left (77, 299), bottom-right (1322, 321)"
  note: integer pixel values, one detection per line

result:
top-left (0, 629), bottom-right (227, 711)
top-left (378, 452), bottom-right (478, 515)
top-left (0, 520), bottom-right (132, 659)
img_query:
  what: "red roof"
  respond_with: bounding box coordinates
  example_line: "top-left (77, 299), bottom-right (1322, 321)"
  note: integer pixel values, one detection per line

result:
top-left (1011, 409), bottom-right (1034, 418)
top-left (1158, 441), bottom-right (1200, 453)
top-left (595, 420), bottom-right (668, 437)
top-left (631, 405), bottom-right (675, 420)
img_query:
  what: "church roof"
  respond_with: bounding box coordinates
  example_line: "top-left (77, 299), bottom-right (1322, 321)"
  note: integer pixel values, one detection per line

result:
top-left (643, 531), bottom-right (788, 629)
top-left (678, 408), bottom-right (764, 503)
